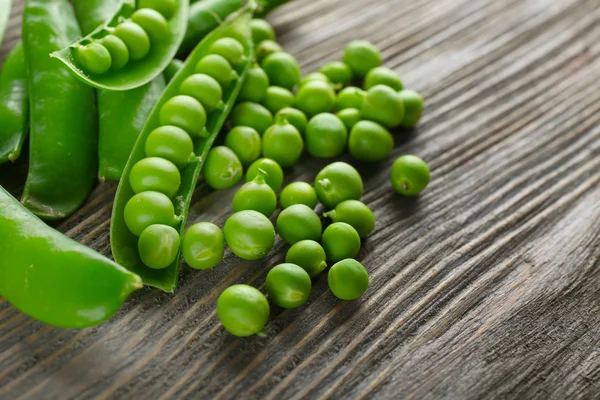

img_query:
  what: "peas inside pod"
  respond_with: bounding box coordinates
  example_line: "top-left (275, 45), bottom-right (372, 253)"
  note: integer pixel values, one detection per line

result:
top-left (182, 222), bottom-right (225, 270)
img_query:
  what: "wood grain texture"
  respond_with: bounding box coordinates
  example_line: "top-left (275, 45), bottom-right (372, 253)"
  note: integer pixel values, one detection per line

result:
top-left (1, 0), bottom-right (600, 398)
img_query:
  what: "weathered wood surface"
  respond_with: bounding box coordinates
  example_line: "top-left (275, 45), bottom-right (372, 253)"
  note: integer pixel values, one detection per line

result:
top-left (2, 0), bottom-right (600, 398)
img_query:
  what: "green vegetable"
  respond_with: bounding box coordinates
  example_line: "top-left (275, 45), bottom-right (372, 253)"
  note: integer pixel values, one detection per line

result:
top-left (250, 18), bottom-right (275, 44)
top-left (285, 240), bottom-right (327, 278)
top-left (280, 182), bottom-right (318, 209)
top-left (76, 42), bottom-right (112, 74)
top-left (131, 8), bottom-right (171, 43)
top-left (138, 224), bottom-right (181, 269)
top-left (300, 72), bottom-right (332, 87)
top-left (129, 157), bottom-right (181, 198)
top-left (262, 116), bottom-right (304, 167)
top-left (209, 37), bottom-right (246, 67)
top-left (276, 204), bottom-right (322, 245)
top-left (224, 126), bottom-right (262, 165)
top-left (314, 162), bottom-right (363, 209)
top-left (223, 210), bottom-right (275, 260)
top-left (305, 113), bottom-right (348, 158)
top-left (255, 39), bottom-right (282, 63)
top-left (336, 86), bottom-right (365, 110)
top-left (336, 108), bottom-right (361, 130)
top-left (246, 157), bottom-right (284, 192)
top-left (322, 222), bottom-right (361, 262)
top-left (262, 85), bottom-right (295, 114)
top-left (295, 80), bottom-right (336, 118)
top-left (398, 89), bottom-right (423, 127)
top-left (343, 40), bottom-right (382, 78)
top-left (202, 146), bottom-right (243, 189)
top-left (364, 66), bottom-right (403, 91)
top-left (320, 61), bottom-right (353, 88)
top-left (390, 155), bottom-right (430, 196)
top-left (179, 73), bottom-right (224, 113)
top-left (232, 168), bottom-right (277, 217)
top-left (265, 263), bottom-right (312, 308)
top-left (195, 54), bottom-right (237, 89)
top-left (231, 101), bottom-right (273, 135)
top-left (238, 62), bottom-right (269, 103)
top-left (361, 84), bottom-right (405, 128)
top-left (217, 284), bottom-right (270, 337)
top-left (123, 191), bottom-right (178, 236)
top-left (328, 259), bottom-right (368, 300)
top-left (164, 58), bottom-right (184, 82)
top-left (139, 0), bottom-right (177, 19)
top-left (260, 52), bottom-right (301, 90)
top-left (159, 95), bottom-right (208, 137)
top-left (348, 120), bottom-right (394, 162)
top-left (324, 200), bottom-right (374, 238)
top-left (182, 222), bottom-right (224, 270)
top-left (144, 125), bottom-right (194, 168)
top-left (275, 107), bottom-right (307, 135)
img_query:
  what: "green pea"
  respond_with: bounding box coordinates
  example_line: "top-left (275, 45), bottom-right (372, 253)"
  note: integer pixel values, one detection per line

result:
top-left (280, 182), bottom-right (317, 209)
top-left (224, 126), bottom-right (262, 166)
top-left (295, 80), bottom-right (336, 118)
top-left (261, 52), bottom-right (301, 90)
top-left (224, 210), bottom-right (275, 260)
top-left (251, 19), bottom-right (276, 44)
top-left (209, 37), bottom-right (245, 68)
top-left (195, 54), bottom-right (237, 89)
top-left (300, 72), bottom-right (332, 87)
top-left (322, 222), bottom-right (360, 262)
top-left (328, 259), bottom-right (369, 300)
top-left (398, 90), bottom-right (424, 128)
top-left (324, 200), bottom-right (374, 238)
top-left (113, 21), bottom-right (151, 61)
top-left (343, 40), bottom-right (382, 78)
top-left (275, 107), bottom-right (307, 135)
top-left (231, 102), bottom-right (273, 135)
top-left (159, 95), bottom-right (207, 137)
top-left (138, 0), bottom-right (177, 19)
top-left (76, 43), bottom-right (112, 75)
top-left (336, 86), bottom-right (365, 110)
top-left (305, 113), bottom-right (348, 158)
top-left (265, 263), bottom-right (312, 309)
top-left (262, 86), bottom-right (295, 115)
top-left (336, 108), bottom-right (361, 130)
top-left (256, 40), bottom-right (282, 64)
top-left (314, 162), bottom-right (363, 209)
top-left (364, 66), bottom-right (403, 91)
top-left (238, 63), bottom-right (269, 103)
top-left (182, 222), bottom-right (225, 270)
top-left (246, 158), bottom-right (284, 192)
top-left (129, 157), bottom-right (181, 198)
top-left (124, 191), bottom-right (177, 236)
top-left (131, 8), bottom-right (170, 43)
top-left (202, 146), bottom-right (243, 189)
top-left (233, 169), bottom-right (277, 217)
top-left (285, 240), bottom-right (327, 277)
top-left (217, 284), bottom-right (270, 337)
top-left (145, 125), bottom-right (194, 168)
top-left (348, 120), bottom-right (394, 162)
top-left (320, 61), bottom-right (353, 88)
top-left (99, 35), bottom-right (129, 70)
top-left (138, 224), bottom-right (181, 270)
top-left (361, 85), bottom-right (405, 129)
top-left (276, 204), bottom-right (322, 245)
top-left (262, 116), bottom-right (304, 168)
top-left (179, 73), bottom-right (223, 113)
top-left (390, 155), bottom-right (430, 196)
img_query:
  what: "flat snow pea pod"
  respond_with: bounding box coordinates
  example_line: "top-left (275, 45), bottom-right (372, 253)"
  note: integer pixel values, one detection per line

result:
top-left (111, 5), bottom-right (255, 292)
top-left (21, 0), bottom-right (98, 220)
top-left (0, 43), bottom-right (29, 165)
top-left (0, 0), bottom-right (9, 48)
top-left (51, 0), bottom-right (189, 91)
top-left (0, 187), bottom-right (142, 329)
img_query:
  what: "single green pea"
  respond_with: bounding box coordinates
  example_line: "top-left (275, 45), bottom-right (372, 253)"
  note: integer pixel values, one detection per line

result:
top-left (265, 263), bottom-right (312, 309)
top-left (138, 0), bottom-right (177, 19)
top-left (223, 210), bottom-right (275, 260)
top-left (129, 157), bottom-right (181, 198)
top-left (238, 63), bottom-right (270, 103)
top-left (209, 37), bottom-right (246, 68)
top-left (262, 86), bottom-right (295, 115)
top-left (233, 169), bottom-right (277, 217)
top-left (261, 52), bottom-right (301, 90)
top-left (300, 72), bottom-right (332, 87)
top-left (256, 40), bottom-right (282, 64)
top-left (324, 200), bottom-right (374, 238)
top-left (202, 146), bottom-right (243, 189)
top-left (320, 61), bottom-right (353, 88)
top-left (322, 222), bottom-right (361, 262)
top-left (336, 86), bottom-right (366, 110)
top-left (328, 259), bottom-right (369, 300)
top-left (138, 224), bottom-right (181, 270)
top-left (364, 66), bottom-right (403, 91)
top-left (285, 240), bottom-right (327, 277)
top-left (217, 284), bottom-right (270, 337)
top-left (262, 116), bottom-right (304, 168)
top-left (195, 54), bottom-right (237, 89)
top-left (348, 120), bottom-right (394, 162)
top-left (246, 158), bottom-right (284, 192)
top-left (251, 19), bottom-right (276, 44)
top-left (231, 102), bottom-right (273, 135)
top-left (159, 95), bottom-right (207, 137)
top-left (280, 182), bottom-right (318, 209)
top-left (398, 90), bottom-right (424, 127)
top-left (224, 126), bottom-right (262, 166)
top-left (314, 162), bottom-right (363, 209)
top-left (276, 204), bottom-right (322, 244)
top-left (390, 155), bottom-right (430, 196)
top-left (179, 73), bottom-right (223, 113)
top-left (131, 8), bottom-right (170, 43)
top-left (275, 107), bottom-right (308, 135)
top-left (305, 113), bottom-right (348, 158)
top-left (113, 21), bottom-right (151, 61)
top-left (295, 80), bottom-right (336, 118)
top-left (343, 40), bottom-right (382, 78)
top-left (124, 191), bottom-right (177, 236)
top-left (76, 43), bottom-right (112, 75)
top-left (361, 85), bottom-right (405, 129)
top-left (99, 35), bottom-right (129, 70)
top-left (145, 125), bottom-right (194, 168)
top-left (182, 222), bottom-right (225, 270)
top-left (336, 108), bottom-right (361, 130)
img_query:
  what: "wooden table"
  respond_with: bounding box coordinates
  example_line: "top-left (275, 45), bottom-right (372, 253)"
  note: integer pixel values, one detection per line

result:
top-left (2, 0), bottom-right (600, 398)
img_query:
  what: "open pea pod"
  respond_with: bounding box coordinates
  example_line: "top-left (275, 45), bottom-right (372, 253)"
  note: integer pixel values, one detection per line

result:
top-left (50, 0), bottom-right (188, 91)
top-left (111, 3), bottom-right (255, 292)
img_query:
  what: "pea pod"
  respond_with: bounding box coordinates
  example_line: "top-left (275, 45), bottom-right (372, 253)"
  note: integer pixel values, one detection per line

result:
top-left (0, 0), bottom-right (9, 48)
top-left (111, 3), bottom-right (255, 292)
top-left (22, 0), bottom-right (98, 220)
top-left (0, 43), bottom-right (29, 164)
top-left (51, 0), bottom-right (188, 91)
top-left (0, 186), bottom-right (142, 328)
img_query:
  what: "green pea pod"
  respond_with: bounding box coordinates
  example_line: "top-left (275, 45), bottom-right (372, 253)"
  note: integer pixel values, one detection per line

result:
top-left (0, 0), bottom-right (10, 47)
top-left (0, 186), bottom-right (142, 328)
top-left (51, 0), bottom-right (188, 91)
top-left (0, 43), bottom-right (29, 164)
top-left (22, 0), bottom-right (98, 220)
top-left (72, 0), bottom-right (117, 36)
top-left (164, 59), bottom-right (184, 82)
top-left (111, 3), bottom-right (255, 292)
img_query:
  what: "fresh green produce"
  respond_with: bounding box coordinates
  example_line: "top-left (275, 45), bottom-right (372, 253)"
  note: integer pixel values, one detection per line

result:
top-left (300, 72), bottom-right (332, 87)
top-left (328, 258), bottom-right (369, 300)
top-left (52, 0), bottom-right (188, 90)
top-left (138, 224), bottom-right (181, 269)
top-left (276, 107), bottom-right (307, 135)
top-left (260, 52), bottom-right (301, 90)
top-left (209, 37), bottom-right (246, 67)
top-left (276, 204), bottom-right (322, 244)
top-left (398, 90), bottom-right (424, 127)
top-left (217, 284), bottom-right (270, 337)
top-left (343, 40), bottom-right (382, 77)
top-left (262, 86), bottom-right (295, 114)
top-left (361, 84), bottom-right (405, 128)
top-left (322, 222), bottom-right (361, 262)
top-left (139, 0), bottom-right (177, 18)
top-left (262, 116), bottom-right (304, 168)
top-left (0, 43), bottom-right (28, 165)
top-left (348, 120), bottom-right (394, 162)
top-left (280, 182), bottom-right (318, 209)
top-left (179, 73), bottom-right (223, 113)
top-left (144, 125), bottom-right (194, 168)
top-left (123, 191), bottom-right (178, 236)
top-left (0, 0), bottom-right (10, 48)
top-left (265, 263), bottom-right (312, 308)
top-left (195, 54), bottom-right (237, 89)
top-left (203, 146), bottom-right (243, 189)
top-left (231, 101), bottom-right (273, 134)
top-left (224, 126), bottom-right (262, 165)
top-left (314, 162), bottom-right (363, 209)
top-left (295, 80), bottom-right (336, 117)
top-left (0, 187), bottom-right (142, 328)
top-left (324, 200), bottom-right (374, 238)
top-left (305, 113), bottom-right (348, 158)
top-left (320, 61), bottom-right (353, 88)
top-left (164, 58), bottom-right (184, 82)
top-left (364, 66), bottom-right (403, 91)
top-left (224, 210), bottom-right (275, 260)
top-left (390, 155), bottom-right (430, 196)
top-left (285, 240), bottom-right (327, 277)
top-left (232, 169), bottom-right (277, 217)
top-left (246, 157), bottom-right (284, 192)
top-left (336, 86), bottom-right (365, 110)
top-left (336, 108), bottom-right (361, 130)
top-left (255, 39), bottom-right (282, 63)
top-left (182, 222), bottom-right (225, 269)
top-left (159, 95), bottom-right (208, 136)
top-left (250, 18), bottom-right (275, 44)
top-left (238, 63), bottom-right (269, 102)
top-left (129, 157), bottom-right (181, 197)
